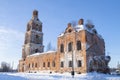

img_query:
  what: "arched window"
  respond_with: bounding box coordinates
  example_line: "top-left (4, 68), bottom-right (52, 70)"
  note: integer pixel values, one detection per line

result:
top-left (69, 61), bottom-right (73, 67)
top-left (37, 18), bottom-right (39, 21)
top-left (77, 41), bottom-right (81, 50)
top-left (60, 44), bottom-right (64, 53)
top-left (36, 35), bottom-right (38, 38)
top-left (69, 61), bottom-right (72, 67)
top-left (61, 61), bottom-right (64, 67)
top-left (36, 24), bottom-right (38, 26)
top-left (39, 25), bottom-right (42, 32)
top-left (32, 63), bottom-right (34, 68)
top-left (35, 63), bottom-right (37, 67)
top-left (43, 62), bottom-right (45, 67)
top-left (68, 42), bottom-right (72, 52)
top-left (28, 63), bottom-right (30, 68)
top-left (52, 61), bottom-right (55, 67)
top-left (77, 60), bottom-right (82, 67)
top-left (68, 29), bottom-right (72, 33)
top-left (48, 62), bottom-right (50, 67)
top-left (35, 49), bottom-right (38, 53)
top-left (35, 35), bottom-right (40, 44)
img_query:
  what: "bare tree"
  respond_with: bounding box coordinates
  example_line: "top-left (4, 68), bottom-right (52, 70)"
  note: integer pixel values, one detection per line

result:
top-left (117, 62), bottom-right (120, 71)
top-left (46, 42), bottom-right (52, 51)
top-left (46, 42), bottom-right (56, 51)
top-left (1, 62), bottom-right (11, 72)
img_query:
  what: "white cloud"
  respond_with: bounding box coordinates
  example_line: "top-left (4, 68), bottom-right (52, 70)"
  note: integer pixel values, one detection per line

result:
top-left (0, 26), bottom-right (24, 69)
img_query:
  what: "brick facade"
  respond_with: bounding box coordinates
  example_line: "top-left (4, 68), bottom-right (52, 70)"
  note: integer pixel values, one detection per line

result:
top-left (19, 10), bottom-right (105, 73)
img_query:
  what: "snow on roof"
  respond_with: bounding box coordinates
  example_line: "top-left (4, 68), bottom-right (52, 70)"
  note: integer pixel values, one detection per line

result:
top-left (75, 25), bottom-right (86, 32)
top-left (58, 25), bottom-right (85, 37)
top-left (58, 32), bottom-right (64, 37)
top-left (27, 51), bottom-right (57, 57)
top-left (58, 24), bottom-right (103, 39)
top-left (31, 30), bottom-right (43, 34)
top-left (97, 34), bottom-right (103, 39)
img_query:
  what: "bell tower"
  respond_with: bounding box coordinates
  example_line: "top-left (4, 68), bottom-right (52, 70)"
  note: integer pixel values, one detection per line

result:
top-left (22, 10), bottom-right (44, 59)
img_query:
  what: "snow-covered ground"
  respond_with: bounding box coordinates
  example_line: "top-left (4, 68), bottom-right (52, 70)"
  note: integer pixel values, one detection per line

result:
top-left (0, 72), bottom-right (120, 80)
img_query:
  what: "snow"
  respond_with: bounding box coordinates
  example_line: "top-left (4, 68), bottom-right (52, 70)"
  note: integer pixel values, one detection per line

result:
top-left (97, 34), bottom-right (103, 39)
top-left (0, 72), bottom-right (120, 80)
top-left (58, 32), bottom-right (64, 37)
top-left (76, 25), bottom-right (86, 31)
top-left (58, 24), bottom-right (103, 40)
top-left (86, 43), bottom-right (90, 50)
top-left (31, 30), bottom-right (43, 34)
top-left (28, 51), bottom-right (56, 57)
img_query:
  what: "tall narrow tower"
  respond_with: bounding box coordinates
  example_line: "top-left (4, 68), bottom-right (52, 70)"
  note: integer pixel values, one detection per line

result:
top-left (22, 10), bottom-right (44, 59)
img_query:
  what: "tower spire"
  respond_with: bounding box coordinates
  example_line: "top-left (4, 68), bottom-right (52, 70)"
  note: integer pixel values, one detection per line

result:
top-left (32, 10), bottom-right (38, 18)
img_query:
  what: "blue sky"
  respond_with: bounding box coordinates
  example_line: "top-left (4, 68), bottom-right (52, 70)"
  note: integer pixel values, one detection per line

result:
top-left (0, 0), bottom-right (120, 69)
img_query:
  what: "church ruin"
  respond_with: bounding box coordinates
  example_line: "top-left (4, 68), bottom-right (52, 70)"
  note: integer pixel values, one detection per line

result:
top-left (19, 10), bottom-right (110, 73)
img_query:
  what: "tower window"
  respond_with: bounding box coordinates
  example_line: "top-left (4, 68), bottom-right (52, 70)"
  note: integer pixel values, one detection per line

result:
top-left (37, 18), bottom-right (39, 21)
top-left (60, 44), bottom-right (64, 53)
top-left (35, 49), bottom-right (38, 53)
top-left (35, 35), bottom-right (40, 44)
top-left (68, 29), bottom-right (72, 33)
top-left (77, 41), bottom-right (81, 50)
top-left (61, 61), bottom-right (64, 67)
top-left (36, 35), bottom-right (39, 38)
top-left (77, 60), bottom-right (82, 67)
top-left (36, 24), bottom-right (38, 26)
top-left (69, 61), bottom-right (72, 67)
top-left (68, 42), bottom-right (72, 52)
top-left (39, 26), bottom-right (42, 32)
